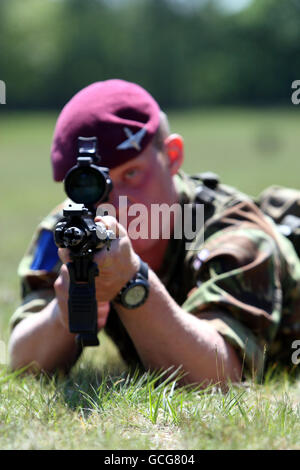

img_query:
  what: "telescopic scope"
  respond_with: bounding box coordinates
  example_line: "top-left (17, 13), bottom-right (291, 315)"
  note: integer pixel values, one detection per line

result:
top-left (64, 136), bottom-right (112, 207)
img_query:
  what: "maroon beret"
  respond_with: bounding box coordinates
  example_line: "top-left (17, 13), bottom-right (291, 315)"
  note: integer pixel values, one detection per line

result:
top-left (51, 79), bottom-right (161, 181)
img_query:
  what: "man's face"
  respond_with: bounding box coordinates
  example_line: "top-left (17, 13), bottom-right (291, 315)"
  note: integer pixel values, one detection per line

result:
top-left (97, 142), bottom-right (178, 255)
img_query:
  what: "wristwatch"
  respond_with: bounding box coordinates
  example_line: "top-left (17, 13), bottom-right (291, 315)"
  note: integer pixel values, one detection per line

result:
top-left (114, 256), bottom-right (149, 309)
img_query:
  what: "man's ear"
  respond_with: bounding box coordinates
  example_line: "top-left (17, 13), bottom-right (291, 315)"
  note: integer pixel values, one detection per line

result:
top-left (164, 134), bottom-right (184, 175)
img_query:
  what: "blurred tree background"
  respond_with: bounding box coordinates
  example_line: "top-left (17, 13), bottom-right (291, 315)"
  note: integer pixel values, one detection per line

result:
top-left (1, 0), bottom-right (299, 110)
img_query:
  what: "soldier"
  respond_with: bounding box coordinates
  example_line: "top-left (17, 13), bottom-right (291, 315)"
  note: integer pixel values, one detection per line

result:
top-left (9, 79), bottom-right (300, 386)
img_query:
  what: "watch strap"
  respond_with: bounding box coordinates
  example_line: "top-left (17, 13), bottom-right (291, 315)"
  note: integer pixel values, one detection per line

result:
top-left (137, 256), bottom-right (148, 281)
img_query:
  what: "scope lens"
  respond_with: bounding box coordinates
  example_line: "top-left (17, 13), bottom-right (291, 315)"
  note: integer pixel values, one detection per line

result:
top-left (65, 167), bottom-right (107, 205)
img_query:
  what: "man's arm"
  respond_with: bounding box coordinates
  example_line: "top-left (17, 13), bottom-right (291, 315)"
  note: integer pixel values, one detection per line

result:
top-left (9, 269), bottom-right (242, 385)
top-left (114, 268), bottom-right (242, 387)
top-left (9, 269), bottom-right (241, 384)
top-left (9, 270), bottom-right (79, 374)
top-left (92, 216), bottom-right (242, 387)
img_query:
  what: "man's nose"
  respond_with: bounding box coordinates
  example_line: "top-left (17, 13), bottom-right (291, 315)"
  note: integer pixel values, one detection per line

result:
top-left (107, 188), bottom-right (134, 218)
top-left (108, 189), bottom-right (120, 210)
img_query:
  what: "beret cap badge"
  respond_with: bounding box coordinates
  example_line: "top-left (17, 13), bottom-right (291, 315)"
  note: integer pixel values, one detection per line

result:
top-left (116, 126), bottom-right (147, 152)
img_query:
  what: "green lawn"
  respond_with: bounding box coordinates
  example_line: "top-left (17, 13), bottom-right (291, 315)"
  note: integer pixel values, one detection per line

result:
top-left (0, 108), bottom-right (300, 450)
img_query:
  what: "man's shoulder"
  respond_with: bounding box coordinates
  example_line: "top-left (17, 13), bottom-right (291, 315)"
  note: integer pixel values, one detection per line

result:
top-left (11, 202), bottom-right (66, 330)
top-left (169, 171), bottom-right (279, 289)
top-left (38, 201), bottom-right (66, 231)
top-left (161, 171), bottom-right (254, 300)
top-left (175, 169), bottom-right (252, 208)
top-left (17, 201), bottom-right (66, 295)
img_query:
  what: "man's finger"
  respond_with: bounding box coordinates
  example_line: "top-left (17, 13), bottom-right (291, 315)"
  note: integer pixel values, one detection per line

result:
top-left (95, 215), bottom-right (117, 233)
top-left (95, 215), bottom-right (126, 238)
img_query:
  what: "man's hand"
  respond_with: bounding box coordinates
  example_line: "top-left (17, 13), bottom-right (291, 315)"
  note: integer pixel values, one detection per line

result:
top-left (93, 215), bottom-right (140, 302)
top-left (55, 215), bottom-right (140, 330)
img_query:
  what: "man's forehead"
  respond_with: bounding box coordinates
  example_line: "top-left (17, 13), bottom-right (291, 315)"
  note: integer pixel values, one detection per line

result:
top-left (51, 79), bottom-right (160, 182)
top-left (113, 139), bottom-right (158, 170)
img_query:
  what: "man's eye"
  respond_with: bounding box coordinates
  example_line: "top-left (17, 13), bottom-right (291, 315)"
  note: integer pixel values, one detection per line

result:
top-left (124, 169), bottom-right (139, 179)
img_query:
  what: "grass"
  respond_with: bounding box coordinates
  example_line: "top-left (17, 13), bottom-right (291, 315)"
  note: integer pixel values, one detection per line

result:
top-left (0, 359), bottom-right (300, 450)
top-left (1, 108), bottom-right (300, 449)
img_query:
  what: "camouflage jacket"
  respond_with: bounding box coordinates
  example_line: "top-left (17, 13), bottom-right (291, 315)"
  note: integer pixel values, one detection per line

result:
top-left (11, 171), bottom-right (300, 380)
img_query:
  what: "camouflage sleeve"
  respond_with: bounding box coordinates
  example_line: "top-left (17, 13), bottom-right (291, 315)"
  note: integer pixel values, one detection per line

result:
top-left (182, 200), bottom-right (294, 381)
top-left (10, 205), bottom-right (63, 330)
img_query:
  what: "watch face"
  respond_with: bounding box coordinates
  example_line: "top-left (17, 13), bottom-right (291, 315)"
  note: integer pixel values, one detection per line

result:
top-left (124, 284), bottom-right (147, 307)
